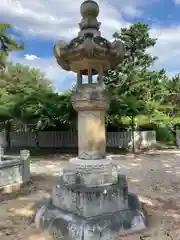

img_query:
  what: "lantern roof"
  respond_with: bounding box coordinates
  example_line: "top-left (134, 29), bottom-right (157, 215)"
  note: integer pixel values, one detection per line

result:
top-left (54, 0), bottom-right (124, 75)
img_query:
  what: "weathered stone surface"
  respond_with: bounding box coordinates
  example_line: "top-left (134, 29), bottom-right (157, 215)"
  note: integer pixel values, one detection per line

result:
top-left (52, 173), bottom-right (128, 217)
top-left (77, 110), bottom-right (106, 160)
top-left (72, 84), bottom-right (109, 160)
top-left (71, 84), bottom-right (109, 111)
top-left (0, 163), bottom-right (23, 187)
top-left (35, 157), bottom-right (146, 237)
top-left (0, 150), bottom-right (30, 188)
top-left (20, 150), bottom-right (31, 182)
top-left (54, 0), bottom-right (124, 74)
top-left (61, 158), bottom-right (119, 187)
top-left (35, 193), bottom-right (145, 240)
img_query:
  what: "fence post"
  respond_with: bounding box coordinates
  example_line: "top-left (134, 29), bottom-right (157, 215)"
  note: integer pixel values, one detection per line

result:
top-left (20, 149), bottom-right (30, 182)
top-left (0, 147), bottom-right (4, 161)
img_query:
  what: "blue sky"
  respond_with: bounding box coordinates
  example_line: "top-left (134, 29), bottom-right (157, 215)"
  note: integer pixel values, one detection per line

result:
top-left (1, 0), bottom-right (180, 92)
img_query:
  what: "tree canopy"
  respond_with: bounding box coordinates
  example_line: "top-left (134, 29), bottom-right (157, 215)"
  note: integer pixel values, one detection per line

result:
top-left (0, 24), bottom-right (24, 70)
top-left (0, 21), bottom-right (180, 145)
top-left (0, 63), bottom-right (76, 131)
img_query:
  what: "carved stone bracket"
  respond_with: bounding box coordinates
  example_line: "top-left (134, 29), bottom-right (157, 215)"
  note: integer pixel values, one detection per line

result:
top-left (71, 83), bottom-right (109, 111)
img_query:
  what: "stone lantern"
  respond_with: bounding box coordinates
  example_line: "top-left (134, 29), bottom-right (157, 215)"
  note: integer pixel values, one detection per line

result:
top-left (35, 0), bottom-right (146, 239)
top-left (54, 0), bottom-right (124, 162)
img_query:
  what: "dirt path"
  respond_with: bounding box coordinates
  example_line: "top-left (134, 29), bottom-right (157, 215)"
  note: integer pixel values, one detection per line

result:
top-left (1, 150), bottom-right (180, 239)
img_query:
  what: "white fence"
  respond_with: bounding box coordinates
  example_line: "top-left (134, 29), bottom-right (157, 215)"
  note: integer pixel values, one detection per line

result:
top-left (176, 130), bottom-right (180, 148)
top-left (0, 130), bottom-right (156, 149)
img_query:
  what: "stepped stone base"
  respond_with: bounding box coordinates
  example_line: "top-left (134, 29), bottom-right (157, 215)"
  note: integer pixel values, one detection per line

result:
top-left (35, 193), bottom-right (145, 240)
top-left (35, 158), bottom-right (146, 239)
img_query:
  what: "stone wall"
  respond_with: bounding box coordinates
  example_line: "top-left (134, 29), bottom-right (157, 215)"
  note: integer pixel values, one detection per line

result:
top-left (0, 149), bottom-right (30, 191)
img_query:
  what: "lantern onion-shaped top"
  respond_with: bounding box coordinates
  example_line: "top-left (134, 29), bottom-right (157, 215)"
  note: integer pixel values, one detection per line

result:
top-left (54, 0), bottom-right (124, 75)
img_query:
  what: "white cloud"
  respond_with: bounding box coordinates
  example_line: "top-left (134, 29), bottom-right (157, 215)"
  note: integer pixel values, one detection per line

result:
top-left (0, 0), bottom-right (147, 91)
top-left (24, 54), bottom-right (39, 60)
top-left (0, 0), bottom-right (154, 40)
top-left (1, 0), bottom-right (180, 89)
top-left (9, 53), bottom-right (76, 91)
top-left (149, 26), bottom-right (180, 76)
top-left (122, 5), bottom-right (143, 17)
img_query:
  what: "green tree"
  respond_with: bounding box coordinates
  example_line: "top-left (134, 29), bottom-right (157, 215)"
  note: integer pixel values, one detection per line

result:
top-left (17, 90), bottom-right (76, 131)
top-left (163, 74), bottom-right (180, 117)
top-left (0, 62), bottom-right (54, 94)
top-left (0, 62), bottom-right (77, 135)
top-left (0, 63), bottom-right (55, 148)
top-left (104, 23), bottom-right (157, 88)
top-left (104, 22), bottom-right (169, 130)
top-left (0, 24), bottom-right (24, 70)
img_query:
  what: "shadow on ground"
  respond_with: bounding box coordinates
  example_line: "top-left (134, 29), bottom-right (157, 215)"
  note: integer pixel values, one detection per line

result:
top-left (1, 150), bottom-right (180, 239)
top-left (0, 173), bottom-right (59, 239)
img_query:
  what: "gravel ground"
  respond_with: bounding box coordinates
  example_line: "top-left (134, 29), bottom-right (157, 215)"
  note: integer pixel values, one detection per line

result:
top-left (0, 150), bottom-right (180, 239)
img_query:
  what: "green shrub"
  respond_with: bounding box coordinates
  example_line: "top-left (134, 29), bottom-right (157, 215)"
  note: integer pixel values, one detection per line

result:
top-left (156, 124), bottom-right (176, 145)
top-left (138, 122), bottom-right (157, 131)
top-left (110, 114), bottom-right (179, 145)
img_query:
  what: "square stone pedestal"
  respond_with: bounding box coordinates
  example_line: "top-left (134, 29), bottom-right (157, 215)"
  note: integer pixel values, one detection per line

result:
top-left (35, 158), bottom-right (146, 240)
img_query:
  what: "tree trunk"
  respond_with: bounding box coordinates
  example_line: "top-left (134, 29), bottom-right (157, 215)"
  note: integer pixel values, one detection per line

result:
top-left (35, 130), bottom-right (39, 148)
top-left (131, 116), bottom-right (135, 153)
top-left (5, 120), bottom-right (11, 152)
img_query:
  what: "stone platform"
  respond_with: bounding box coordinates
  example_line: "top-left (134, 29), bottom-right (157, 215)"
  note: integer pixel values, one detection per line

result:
top-left (35, 158), bottom-right (146, 239)
top-left (36, 194), bottom-right (145, 240)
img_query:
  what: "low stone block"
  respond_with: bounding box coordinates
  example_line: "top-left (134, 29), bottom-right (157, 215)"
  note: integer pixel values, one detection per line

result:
top-left (0, 149), bottom-right (30, 191)
top-left (0, 160), bottom-right (23, 187)
top-left (52, 175), bottom-right (128, 217)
